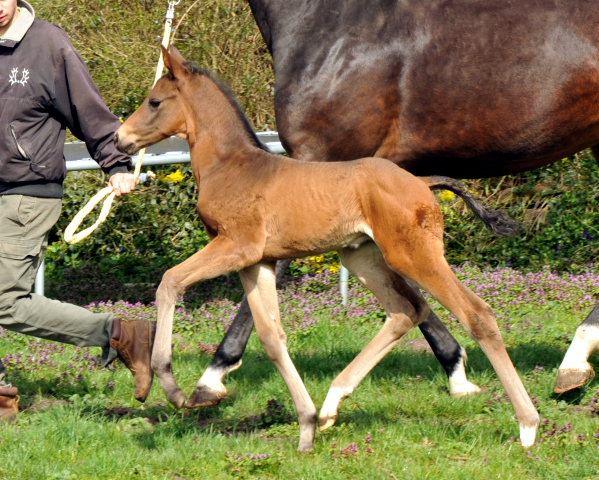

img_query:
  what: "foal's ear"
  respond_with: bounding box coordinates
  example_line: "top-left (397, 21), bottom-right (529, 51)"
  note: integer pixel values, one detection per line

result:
top-left (168, 46), bottom-right (187, 65)
top-left (162, 45), bottom-right (188, 79)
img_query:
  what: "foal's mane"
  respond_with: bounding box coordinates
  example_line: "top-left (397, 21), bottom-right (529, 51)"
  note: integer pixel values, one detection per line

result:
top-left (182, 62), bottom-right (270, 152)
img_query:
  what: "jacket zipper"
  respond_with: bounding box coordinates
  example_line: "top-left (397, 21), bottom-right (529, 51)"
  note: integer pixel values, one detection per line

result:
top-left (9, 125), bottom-right (30, 160)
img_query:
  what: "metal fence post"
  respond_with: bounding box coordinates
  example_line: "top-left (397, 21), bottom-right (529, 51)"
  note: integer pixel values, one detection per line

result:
top-left (340, 265), bottom-right (349, 306)
top-left (34, 258), bottom-right (45, 297)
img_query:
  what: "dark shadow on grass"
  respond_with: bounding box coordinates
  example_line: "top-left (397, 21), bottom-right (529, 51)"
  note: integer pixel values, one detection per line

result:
top-left (173, 340), bottom-right (592, 391)
top-left (8, 340), bottom-right (598, 446)
top-left (5, 372), bottom-right (110, 409)
top-left (101, 397), bottom-right (296, 450)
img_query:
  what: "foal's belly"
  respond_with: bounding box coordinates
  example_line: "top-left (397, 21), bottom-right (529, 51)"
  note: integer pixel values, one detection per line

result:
top-left (262, 221), bottom-right (373, 261)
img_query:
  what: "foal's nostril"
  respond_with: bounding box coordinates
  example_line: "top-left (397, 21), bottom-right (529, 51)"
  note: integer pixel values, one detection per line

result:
top-left (114, 132), bottom-right (120, 146)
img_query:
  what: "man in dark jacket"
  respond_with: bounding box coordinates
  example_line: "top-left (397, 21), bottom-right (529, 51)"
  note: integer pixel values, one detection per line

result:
top-left (0, 0), bottom-right (156, 423)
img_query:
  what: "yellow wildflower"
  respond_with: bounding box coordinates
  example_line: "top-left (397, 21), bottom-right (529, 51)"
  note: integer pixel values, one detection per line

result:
top-left (162, 169), bottom-right (184, 183)
top-left (438, 190), bottom-right (456, 201)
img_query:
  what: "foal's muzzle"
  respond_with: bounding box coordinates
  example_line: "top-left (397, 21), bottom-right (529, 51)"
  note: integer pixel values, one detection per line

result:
top-left (114, 131), bottom-right (139, 156)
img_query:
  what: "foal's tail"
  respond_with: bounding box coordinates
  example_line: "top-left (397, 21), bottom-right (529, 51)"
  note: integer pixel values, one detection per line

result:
top-left (421, 176), bottom-right (520, 238)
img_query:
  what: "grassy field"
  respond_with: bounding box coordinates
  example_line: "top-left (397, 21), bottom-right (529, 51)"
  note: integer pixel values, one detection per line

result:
top-left (1, 266), bottom-right (599, 479)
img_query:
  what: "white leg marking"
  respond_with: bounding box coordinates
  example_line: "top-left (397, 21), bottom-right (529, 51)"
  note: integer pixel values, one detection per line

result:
top-left (558, 325), bottom-right (599, 372)
top-left (195, 360), bottom-right (243, 393)
top-left (448, 348), bottom-right (482, 397)
top-left (520, 425), bottom-right (538, 448)
top-left (319, 386), bottom-right (352, 430)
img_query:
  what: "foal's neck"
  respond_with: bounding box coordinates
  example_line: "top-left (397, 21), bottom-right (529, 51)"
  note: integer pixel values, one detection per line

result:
top-left (185, 74), bottom-right (263, 173)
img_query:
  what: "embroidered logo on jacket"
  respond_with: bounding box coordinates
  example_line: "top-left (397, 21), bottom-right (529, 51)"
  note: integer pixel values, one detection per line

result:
top-left (9, 68), bottom-right (29, 86)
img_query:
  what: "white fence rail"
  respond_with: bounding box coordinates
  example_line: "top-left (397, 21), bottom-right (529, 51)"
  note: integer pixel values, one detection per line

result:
top-left (34, 132), bottom-right (350, 305)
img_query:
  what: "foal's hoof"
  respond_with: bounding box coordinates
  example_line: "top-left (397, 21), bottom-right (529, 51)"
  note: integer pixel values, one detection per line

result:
top-left (318, 414), bottom-right (337, 432)
top-left (554, 366), bottom-right (595, 394)
top-left (519, 424), bottom-right (538, 448)
top-left (186, 385), bottom-right (227, 409)
top-left (297, 443), bottom-right (315, 453)
top-left (167, 389), bottom-right (187, 409)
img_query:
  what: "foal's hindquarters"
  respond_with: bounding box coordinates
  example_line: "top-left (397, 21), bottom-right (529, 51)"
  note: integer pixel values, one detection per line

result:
top-left (312, 162), bottom-right (538, 448)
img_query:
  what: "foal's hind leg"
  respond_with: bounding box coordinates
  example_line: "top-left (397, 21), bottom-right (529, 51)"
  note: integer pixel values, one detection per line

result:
top-left (319, 242), bottom-right (480, 430)
top-left (239, 262), bottom-right (317, 451)
top-left (381, 244), bottom-right (539, 446)
top-left (320, 242), bottom-right (430, 431)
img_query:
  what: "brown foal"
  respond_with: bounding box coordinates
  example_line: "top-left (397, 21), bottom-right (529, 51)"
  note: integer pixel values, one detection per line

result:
top-left (115, 47), bottom-right (539, 451)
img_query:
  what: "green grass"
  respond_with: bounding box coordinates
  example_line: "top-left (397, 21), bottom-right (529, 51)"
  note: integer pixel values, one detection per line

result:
top-left (2, 306), bottom-right (599, 479)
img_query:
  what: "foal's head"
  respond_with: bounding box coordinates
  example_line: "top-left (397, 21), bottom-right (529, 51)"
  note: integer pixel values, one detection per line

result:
top-left (115, 46), bottom-right (198, 155)
top-left (115, 46), bottom-right (266, 156)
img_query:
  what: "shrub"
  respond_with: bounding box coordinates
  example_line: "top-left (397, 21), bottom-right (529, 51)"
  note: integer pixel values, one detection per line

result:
top-left (441, 149), bottom-right (599, 271)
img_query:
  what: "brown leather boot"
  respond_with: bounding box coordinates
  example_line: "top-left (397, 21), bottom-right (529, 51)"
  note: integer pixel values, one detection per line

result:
top-left (0, 386), bottom-right (19, 424)
top-left (109, 319), bottom-right (156, 402)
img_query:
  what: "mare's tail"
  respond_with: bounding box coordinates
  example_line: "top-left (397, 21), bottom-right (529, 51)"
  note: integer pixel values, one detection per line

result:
top-left (420, 176), bottom-right (520, 238)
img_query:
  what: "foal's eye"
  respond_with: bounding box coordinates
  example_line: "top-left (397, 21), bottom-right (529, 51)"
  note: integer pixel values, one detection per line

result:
top-left (149, 99), bottom-right (161, 108)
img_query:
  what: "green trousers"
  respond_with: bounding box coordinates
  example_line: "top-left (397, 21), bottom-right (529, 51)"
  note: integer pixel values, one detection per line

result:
top-left (0, 195), bottom-right (116, 386)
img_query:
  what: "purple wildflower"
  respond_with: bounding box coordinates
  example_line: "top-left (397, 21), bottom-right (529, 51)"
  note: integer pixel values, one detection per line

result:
top-left (339, 442), bottom-right (359, 457)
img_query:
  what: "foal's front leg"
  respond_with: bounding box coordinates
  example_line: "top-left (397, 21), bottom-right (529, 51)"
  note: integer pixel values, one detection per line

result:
top-left (153, 236), bottom-right (257, 408)
top-left (188, 260), bottom-right (292, 408)
top-left (239, 262), bottom-right (318, 452)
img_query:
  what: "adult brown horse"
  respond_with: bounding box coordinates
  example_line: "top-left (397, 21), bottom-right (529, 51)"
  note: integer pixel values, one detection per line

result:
top-left (192, 0), bottom-right (599, 406)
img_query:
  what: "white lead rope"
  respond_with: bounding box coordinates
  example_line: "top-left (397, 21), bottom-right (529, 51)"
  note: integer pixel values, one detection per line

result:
top-left (64, 1), bottom-right (180, 245)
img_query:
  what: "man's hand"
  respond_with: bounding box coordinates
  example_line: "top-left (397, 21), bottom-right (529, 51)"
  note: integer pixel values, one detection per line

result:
top-left (109, 172), bottom-right (136, 197)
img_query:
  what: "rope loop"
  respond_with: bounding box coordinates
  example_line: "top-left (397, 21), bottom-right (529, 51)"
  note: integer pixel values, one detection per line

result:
top-left (167, 0), bottom-right (181, 19)
top-left (64, 150), bottom-right (145, 244)
top-left (64, 1), bottom-right (176, 245)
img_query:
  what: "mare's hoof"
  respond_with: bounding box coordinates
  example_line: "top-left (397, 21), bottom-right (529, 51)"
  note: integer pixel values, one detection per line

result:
top-left (554, 367), bottom-right (595, 394)
top-left (318, 414), bottom-right (337, 432)
top-left (186, 385), bottom-right (227, 408)
top-left (449, 381), bottom-right (483, 398)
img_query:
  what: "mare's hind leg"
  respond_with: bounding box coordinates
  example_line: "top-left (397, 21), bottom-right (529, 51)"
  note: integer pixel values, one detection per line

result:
top-left (320, 242), bottom-right (430, 430)
top-left (555, 303), bottom-right (599, 393)
top-left (413, 290), bottom-right (481, 397)
top-left (380, 241), bottom-right (539, 446)
top-left (239, 262), bottom-right (317, 452)
top-left (554, 145), bottom-right (599, 393)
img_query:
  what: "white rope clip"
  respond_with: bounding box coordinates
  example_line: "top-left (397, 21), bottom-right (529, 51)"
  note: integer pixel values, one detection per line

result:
top-left (166, 1), bottom-right (180, 20)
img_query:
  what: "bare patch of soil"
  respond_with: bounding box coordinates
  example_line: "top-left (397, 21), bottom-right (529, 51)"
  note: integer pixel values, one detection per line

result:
top-left (24, 398), bottom-right (68, 413)
top-left (402, 338), bottom-right (433, 354)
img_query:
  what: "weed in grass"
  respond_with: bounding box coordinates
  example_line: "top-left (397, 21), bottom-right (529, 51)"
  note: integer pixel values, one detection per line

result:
top-left (224, 449), bottom-right (284, 478)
